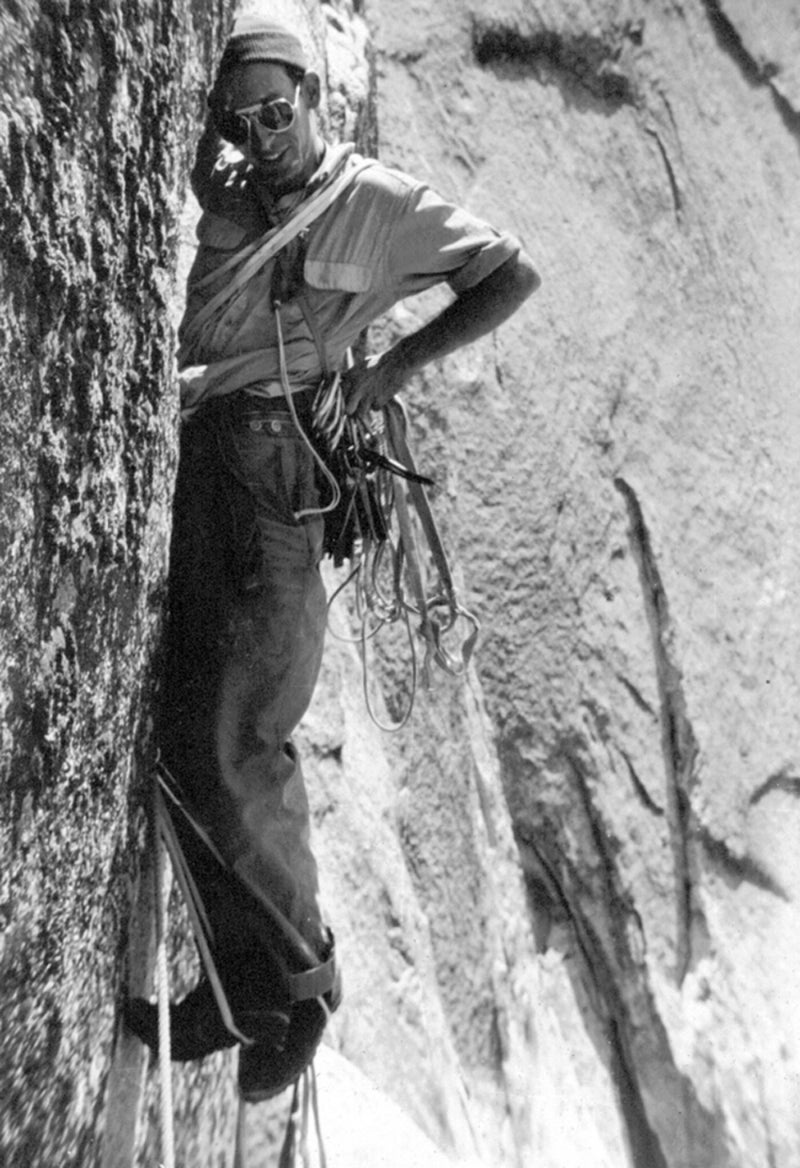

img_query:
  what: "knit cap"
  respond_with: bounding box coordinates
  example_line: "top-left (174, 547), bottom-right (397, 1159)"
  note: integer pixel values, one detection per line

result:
top-left (216, 10), bottom-right (309, 78)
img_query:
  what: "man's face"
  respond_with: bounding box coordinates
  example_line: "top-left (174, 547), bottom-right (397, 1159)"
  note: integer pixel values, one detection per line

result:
top-left (217, 61), bottom-right (322, 195)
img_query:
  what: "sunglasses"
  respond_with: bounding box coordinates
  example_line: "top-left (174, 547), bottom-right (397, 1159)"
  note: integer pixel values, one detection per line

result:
top-left (213, 84), bottom-right (301, 147)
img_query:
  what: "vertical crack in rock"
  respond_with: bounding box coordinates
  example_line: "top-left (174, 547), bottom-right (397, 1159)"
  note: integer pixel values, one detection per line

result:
top-left (620, 747), bottom-right (666, 817)
top-left (696, 825), bottom-right (789, 900)
top-left (700, 0), bottom-right (800, 141)
top-left (645, 127), bottom-right (683, 221)
top-left (614, 478), bottom-right (696, 982)
top-left (565, 752), bottom-right (624, 923)
top-left (616, 672), bottom-right (658, 719)
top-left (518, 828), bottom-right (669, 1168)
top-left (750, 769), bottom-right (800, 805)
top-left (471, 19), bottom-right (639, 110)
top-left (756, 1064), bottom-right (780, 1168)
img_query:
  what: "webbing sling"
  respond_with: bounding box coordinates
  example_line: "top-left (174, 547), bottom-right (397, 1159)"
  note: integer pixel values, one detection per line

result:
top-left (155, 778), bottom-right (253, 1044)
top-left (317, 399), bottom-right (481, 728)
top-left (383, 400), bottom-right (480, 680)
top-left (156, 769), bottom-right (337, 1026)
top-left (181, 151), bottom-right (376, 359)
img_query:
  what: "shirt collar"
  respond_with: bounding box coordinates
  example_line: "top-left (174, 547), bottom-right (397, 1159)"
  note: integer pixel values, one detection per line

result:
top-left (267, 142), bottom-right (355, 223)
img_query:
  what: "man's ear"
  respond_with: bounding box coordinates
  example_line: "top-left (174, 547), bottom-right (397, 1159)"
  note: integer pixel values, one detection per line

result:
top-left (301, 70), bottom-right (321, 110)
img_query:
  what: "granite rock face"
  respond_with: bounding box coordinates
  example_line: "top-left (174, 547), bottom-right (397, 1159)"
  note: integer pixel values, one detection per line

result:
top-left (1, 1), bottom-right (798, 1167)
top-left (0, 2), bottom-right (232, 1163)
top-left (352, 0), bottom-right (800, 1165)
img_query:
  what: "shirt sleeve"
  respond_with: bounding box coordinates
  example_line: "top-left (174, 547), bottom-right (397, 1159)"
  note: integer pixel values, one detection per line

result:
top-left (383, 178), bottom-right (523, 297)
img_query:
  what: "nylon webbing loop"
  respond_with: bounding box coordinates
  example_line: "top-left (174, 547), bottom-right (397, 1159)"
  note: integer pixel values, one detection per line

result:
top-left (325, 391), bottom-right (480, 728)
top-left (288, 953), bottom-right (337, 1002)
top-left (384, 399), bottom-right (480, 678)
top-left (181, 152), bottom-right (375, 360)
top-left (155, 777), bottom-right (252, 1045)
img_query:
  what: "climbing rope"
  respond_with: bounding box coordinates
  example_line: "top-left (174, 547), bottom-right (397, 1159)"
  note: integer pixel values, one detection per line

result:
top-left (274, 302), bottom-right (342, 521)
top-left (278, 1065), bottom-right (328, 1168)
top-left (154, 800), bottom-right (176, 1168)
top-left (323, 397), bottom-right (480, 729)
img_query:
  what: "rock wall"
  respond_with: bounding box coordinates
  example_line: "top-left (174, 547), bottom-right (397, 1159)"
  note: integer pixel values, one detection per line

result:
top-left (354, 0), bottom-right (800, 1165)
top-left (2, 1), bottom-right (798, 1166)
top-left (0, 1), bottom-right (233, 1163)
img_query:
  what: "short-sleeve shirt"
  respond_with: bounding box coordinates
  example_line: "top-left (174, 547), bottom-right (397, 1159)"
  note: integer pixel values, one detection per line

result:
top-left (178, 146), bottom-right (522, 400)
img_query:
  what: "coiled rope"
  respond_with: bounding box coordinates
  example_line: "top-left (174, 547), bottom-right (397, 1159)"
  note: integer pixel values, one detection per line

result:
top-left (322, 398), bottom-right (481, 729)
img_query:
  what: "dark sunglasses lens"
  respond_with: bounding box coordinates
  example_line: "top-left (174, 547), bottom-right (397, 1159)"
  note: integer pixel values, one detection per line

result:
top-left (259, 99), bottom-right (295, 132)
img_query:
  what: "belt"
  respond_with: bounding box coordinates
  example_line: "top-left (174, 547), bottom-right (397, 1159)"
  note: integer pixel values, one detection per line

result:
top-left (244, 380), bottom-right (315, 400)
top-left (234, 384), bottom-right (317, 426)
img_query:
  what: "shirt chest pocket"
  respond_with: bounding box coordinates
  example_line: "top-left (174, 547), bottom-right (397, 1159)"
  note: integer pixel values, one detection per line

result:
top-left (303, 258), bottom-right (372, 293)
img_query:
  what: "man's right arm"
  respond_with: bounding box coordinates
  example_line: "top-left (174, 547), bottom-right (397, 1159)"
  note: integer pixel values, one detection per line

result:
top-left (334, 168), bottom-right (540, 416)
top-left (190, 119), bottom-right (259, 227)
top-left (344, 248), bottom-right (539, 415)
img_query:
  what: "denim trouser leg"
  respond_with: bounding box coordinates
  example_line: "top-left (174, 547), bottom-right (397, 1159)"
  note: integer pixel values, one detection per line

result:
top-left (217, 514), bottom-right (327, 952)
top-left (160, 396), bottom-right (328, 962)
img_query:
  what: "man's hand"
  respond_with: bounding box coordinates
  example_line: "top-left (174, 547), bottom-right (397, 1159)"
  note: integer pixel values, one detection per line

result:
top-left (343, 251), bottom-right (539, 417)
top-left (342, 350), bottom-right (408, 417)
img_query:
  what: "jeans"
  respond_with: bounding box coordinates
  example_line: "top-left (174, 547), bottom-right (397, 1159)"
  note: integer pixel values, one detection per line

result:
top-left (159, 391), bottom-right (328, 966)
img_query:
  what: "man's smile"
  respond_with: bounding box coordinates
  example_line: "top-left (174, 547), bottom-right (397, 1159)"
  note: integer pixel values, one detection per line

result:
top-left (251, 150), bottom-right (292, 179)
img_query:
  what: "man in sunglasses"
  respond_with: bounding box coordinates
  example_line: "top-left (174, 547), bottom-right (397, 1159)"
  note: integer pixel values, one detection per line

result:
top-left (126, 10), bottom-right (538, 1099)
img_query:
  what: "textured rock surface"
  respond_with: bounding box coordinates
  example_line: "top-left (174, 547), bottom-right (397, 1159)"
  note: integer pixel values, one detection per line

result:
top-left (2, 1), bottom-right (798, 1166)
top-left (357, 0), bottom-right (800, 1165)
top-left (0, 1), bottom-right (232, 1163)
top-left (244, 1044), bottom-right (507, 1167)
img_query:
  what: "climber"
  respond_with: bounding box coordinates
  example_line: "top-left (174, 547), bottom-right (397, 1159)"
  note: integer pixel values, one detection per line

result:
top-left (124, 8), bottom-right (539, 1101)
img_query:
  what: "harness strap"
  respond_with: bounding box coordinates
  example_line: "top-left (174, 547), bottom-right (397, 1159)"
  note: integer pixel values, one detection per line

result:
top-left (156, 767), bottom-right (338, 1018)
top-left (155, 779), bottom-right (252, 1045)
top-left (288, 953), bottom-right (337, 1002)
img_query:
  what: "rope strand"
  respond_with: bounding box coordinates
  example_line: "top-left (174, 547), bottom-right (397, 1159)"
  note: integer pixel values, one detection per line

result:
top-left (274, 302), bottom-right (342, 520)
top-left (317, 396), bottom-right (479, 731)
top-left (154, 813), bottom-right (176, 1168)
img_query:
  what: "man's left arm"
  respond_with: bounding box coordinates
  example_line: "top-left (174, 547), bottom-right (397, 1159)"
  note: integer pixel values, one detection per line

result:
top-left (344, 249), bottom-right (540, 415)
